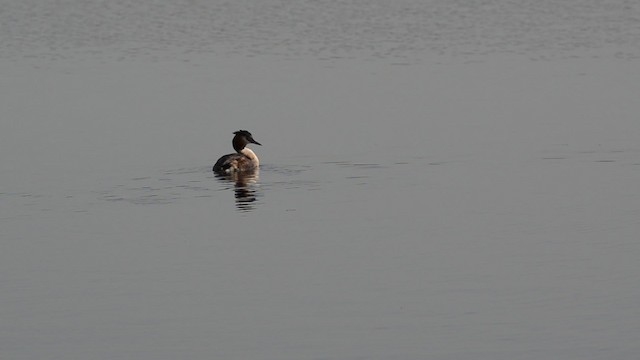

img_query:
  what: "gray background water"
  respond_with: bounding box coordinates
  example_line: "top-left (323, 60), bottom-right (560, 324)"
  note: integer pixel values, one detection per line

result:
top-left (2, 1), bottom-right (640, 359)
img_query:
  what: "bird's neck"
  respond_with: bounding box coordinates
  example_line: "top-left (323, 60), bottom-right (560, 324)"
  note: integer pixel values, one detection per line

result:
top-left (240, 148), bottom-right (259, 166)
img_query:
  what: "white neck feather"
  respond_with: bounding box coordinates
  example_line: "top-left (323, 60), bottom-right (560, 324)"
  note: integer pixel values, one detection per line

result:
top-left (240, 148), bottom-right (259, 166)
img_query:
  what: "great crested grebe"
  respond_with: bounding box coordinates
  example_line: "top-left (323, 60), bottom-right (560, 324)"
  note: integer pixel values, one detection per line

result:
top-left (213, 130), bottom-right (262, 173)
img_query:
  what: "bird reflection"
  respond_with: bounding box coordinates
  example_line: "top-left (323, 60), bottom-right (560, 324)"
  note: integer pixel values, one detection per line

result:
top-left (214, 169), bottom-right (261, 211)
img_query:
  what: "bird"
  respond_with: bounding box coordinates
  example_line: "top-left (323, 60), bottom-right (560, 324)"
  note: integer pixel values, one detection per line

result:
top-left (213, 130), bottom-right (262, 173)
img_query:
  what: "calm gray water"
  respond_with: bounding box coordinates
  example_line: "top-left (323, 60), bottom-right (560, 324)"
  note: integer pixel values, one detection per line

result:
top-left (2, 1), bottom-right (640, 359)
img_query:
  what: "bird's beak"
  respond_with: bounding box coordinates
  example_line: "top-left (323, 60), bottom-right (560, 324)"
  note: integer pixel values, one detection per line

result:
top-left (250, 138), bottom-right (262, 146)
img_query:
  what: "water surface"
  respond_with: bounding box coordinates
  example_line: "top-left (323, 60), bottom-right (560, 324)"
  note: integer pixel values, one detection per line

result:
top-left (2, 1), bottom-right (640, 359)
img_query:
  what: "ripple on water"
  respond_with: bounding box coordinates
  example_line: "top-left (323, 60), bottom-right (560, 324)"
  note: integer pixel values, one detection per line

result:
top-left (99, 167), bottom-right (214, 205)
top-left (2, 0), bottom-right (639, 62)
